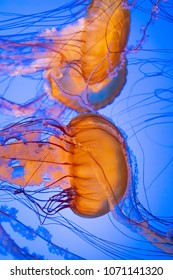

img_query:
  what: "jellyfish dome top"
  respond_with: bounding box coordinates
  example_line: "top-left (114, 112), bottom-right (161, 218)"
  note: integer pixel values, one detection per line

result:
top-left (0, 0), bottom-right (130, 113)
top-left (67, 113), bottom-right (129, 217)
top-left (0, 113), bottom-right (173, 259)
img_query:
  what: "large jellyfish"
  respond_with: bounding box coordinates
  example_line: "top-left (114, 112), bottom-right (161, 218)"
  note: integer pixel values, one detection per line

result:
top-left (0, 0), bottom-right (130, 114)
top-left (0, 113), bottom-right (173, 260)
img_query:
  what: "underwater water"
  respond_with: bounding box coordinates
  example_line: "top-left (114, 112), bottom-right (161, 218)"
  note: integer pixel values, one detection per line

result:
top-left (0, 0), bottom-right (173, 260)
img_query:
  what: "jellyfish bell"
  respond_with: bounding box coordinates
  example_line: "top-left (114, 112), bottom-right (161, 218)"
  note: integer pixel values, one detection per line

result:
top-left (50, 0), bottom-right (130, 111)
top-left (0, 0), bottom-right (130, 114)
top-left (67, 113), bottom-right (129, 217)
top-left (79, 0), bottom-right (130, 84)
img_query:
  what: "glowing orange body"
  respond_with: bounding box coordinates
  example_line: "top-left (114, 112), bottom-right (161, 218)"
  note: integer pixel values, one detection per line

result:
top-left (49, 0), bottom-right (130, 111)
top-left (0, 113), bottom-right (129, 218)
top-left (0, 0), bottom-right (130, 112)
top-left (68, 114), bottom-right (129, 217)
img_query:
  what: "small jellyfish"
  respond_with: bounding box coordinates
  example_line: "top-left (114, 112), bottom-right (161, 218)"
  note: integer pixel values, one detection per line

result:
top-left (0, 113), bottom-right (172, 258)
top-left (0, 0), bottom-right (130, 113)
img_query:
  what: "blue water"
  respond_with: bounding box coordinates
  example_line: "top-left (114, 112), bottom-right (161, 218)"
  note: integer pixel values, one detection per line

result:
top-left (0, 0), bottom-right (172, 260)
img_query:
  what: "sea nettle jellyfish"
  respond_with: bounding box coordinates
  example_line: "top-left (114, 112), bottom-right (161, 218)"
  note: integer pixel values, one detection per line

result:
top-left (0, 113), bottom-right (173, 259)
top-left (0, 0), bottom-right (130, 114)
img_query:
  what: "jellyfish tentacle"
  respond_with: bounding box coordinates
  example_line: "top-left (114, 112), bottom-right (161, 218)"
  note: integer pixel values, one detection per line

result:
top-left (0, 224), bottom-right (42, 260)
top-left (0, 93), bottom-right (46, 117)
top-left (0, 119), bottom-right (74, 188)
top-left (112, 206), bottom-right (173, 256)
top-left (0, 207), bottom-right (84, 260)
top-left (0, 93), bottom-right (67, 119)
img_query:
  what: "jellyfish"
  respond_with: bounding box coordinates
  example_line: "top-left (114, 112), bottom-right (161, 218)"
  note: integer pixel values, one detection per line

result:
top-left (0, 113), bottom-right (173, 260)
top-left (0, 0), bottom-right (172, 260)
top-left (0, 0), bottom-right (130, 115)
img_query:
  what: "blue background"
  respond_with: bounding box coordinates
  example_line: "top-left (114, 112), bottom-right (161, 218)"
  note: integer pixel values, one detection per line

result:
top-left (0, 0), bottom-right (172, 260)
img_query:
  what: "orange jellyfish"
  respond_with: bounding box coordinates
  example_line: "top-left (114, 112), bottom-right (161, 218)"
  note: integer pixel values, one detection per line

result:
top-left (0, 113), bottom-right (128, 217)
top-left (0, 113), bottom-right (173, 257)
top-left (0, 0), bottom-right (130, 114)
